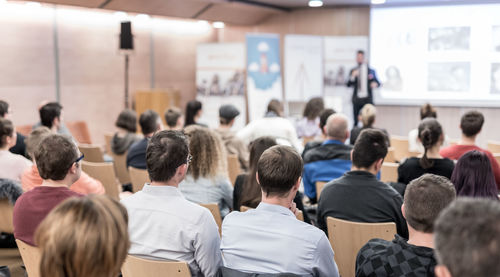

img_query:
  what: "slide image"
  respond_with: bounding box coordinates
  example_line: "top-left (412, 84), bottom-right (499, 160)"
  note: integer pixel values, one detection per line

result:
top-left (428, 26), bottom-right (470, 51)
top-left (428, 62), bottom-right (470, 92)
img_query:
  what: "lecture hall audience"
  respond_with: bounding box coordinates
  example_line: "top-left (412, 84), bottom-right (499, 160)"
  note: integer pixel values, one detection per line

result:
top-left (126, 109), bottom-right (163, 170)
top-left (0, 118), bottom-right (32, 182)
top-left (110, 109), bottom-right (141, 156)
top-left (215, 104), bottom-right (249, 171)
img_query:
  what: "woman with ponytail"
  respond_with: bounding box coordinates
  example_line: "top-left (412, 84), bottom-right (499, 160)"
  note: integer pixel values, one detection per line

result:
top-left (398, 118), bottom-right (454, 187)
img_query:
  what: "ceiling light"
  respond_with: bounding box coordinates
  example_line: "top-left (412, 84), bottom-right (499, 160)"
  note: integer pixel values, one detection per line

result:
top-left (136, 14), bottom-right (150, 20)
top-left (308, 0), bottom-right (323, 7)
top-left (25, 1), bottom-right (41, 7)
top-left (114, 11), bottom-right (128, 19)
top-left (212, 21), bottom-right (225, 29)
top-left (371, 0), bottom-right (386, 4)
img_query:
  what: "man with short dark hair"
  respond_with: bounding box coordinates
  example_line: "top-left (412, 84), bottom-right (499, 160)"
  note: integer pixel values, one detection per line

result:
top-left (13, 134), bottom-right (83, 245)
top-left (302, 113), bottom-right (352, 202)
top-left (215, 104), bottom-right (248, 171)
top-left (121, 131), bottom-right (222, 277)
top-left (0, 100), bottom-right (27, 157)
top-left (356, 174), bottom-right (456, 276)
top-left (126, 109), bottom-right (163, 169)
top-left (317, 129), bottom-right (408, 238)
top-left (32, 101), bottom-right (72, 136)
top-left (164, 107), bottom-right (183, 131)
top-left (440, 110), bottom-right (500, 187)
top-left (221, 145), bottom-right (339, 276)
top-left (434, 198), bottom-right (500, 277)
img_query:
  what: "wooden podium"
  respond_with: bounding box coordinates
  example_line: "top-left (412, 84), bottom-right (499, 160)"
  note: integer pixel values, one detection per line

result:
top-left (134, 90), bottom-right (180, 127)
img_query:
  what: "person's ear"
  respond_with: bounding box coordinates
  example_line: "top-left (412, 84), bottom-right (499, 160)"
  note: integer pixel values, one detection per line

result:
top-left (68, 162), bottom-right (78, 174)
top-left (374, 158), bottom-right (384, 172)
top-left (345, 130), bottom-right (350, 140)
top-left (435, 265), bottom-right (452, 277)
top-left (350, 150), bottom-right (354, 161)
top-left (256, 172), bottom-right (260, 185)
top-left (293, 177), bottom-right (301, 191)
top-left (401, 204), bottom-right (406, 219)
top-left (177, 164), bottom-right (188, 177)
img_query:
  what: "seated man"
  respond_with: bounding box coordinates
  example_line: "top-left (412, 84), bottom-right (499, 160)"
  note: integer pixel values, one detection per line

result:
top-left (356, 174), bottom-right (456, 277)
top-left (0, 100), bottom-right (26, 157)
top-left (35, 102), bottom-right (72, 136)
top-left (13, 134), bottom-right (83, 245)
top-left (221, 145), bottom-right (339, 276)
top-left (303, 113), bottom-right (352, 202)
top-left (215, 104), bottom-right (249, 171)
top-left (126, 110), bottom-right (163, 169)
top-left (440, 110), bottom-right (500, 187)
top-left (434, 198), bottom-right (500, 277)
top-left (317, 129), bottom-right (408, 238)
top-left (121, 131), bottom-right (221, 277)
top-left (21, 127), bottom-right (104, 195)
top-left (164, 107), bottom-right (184, 131)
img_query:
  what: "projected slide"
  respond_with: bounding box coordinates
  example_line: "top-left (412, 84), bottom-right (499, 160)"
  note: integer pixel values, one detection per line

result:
top-left (370, 4), bottom-right (500, 107)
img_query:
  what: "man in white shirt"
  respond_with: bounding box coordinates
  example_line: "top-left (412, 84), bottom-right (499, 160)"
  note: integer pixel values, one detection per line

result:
top-left (121, 130), bottom-right (222, 277)
top-left (221, 145), bottom-right (339, 277)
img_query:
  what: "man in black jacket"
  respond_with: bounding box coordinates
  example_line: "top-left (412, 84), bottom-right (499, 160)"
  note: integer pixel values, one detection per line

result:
top-left (317, 128), bottom-right (408, 239)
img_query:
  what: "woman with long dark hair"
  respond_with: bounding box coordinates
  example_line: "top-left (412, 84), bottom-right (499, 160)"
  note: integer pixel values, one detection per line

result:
top-left (184, 100), bottom-right (206, 127)
top-left (451, 150), bottom-right (499, 199)
top-left (398, 118), bottom-right (454, 187)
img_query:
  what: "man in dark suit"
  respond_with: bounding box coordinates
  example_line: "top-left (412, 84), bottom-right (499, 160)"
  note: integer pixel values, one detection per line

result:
top-left (347, 50), bottom-right (380, 127)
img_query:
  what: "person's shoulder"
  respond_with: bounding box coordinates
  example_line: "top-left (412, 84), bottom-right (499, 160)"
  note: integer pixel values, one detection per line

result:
top-left (399, 157), bottom-right (419, 167)
top-left (357, 238), bottom-right (397, 272)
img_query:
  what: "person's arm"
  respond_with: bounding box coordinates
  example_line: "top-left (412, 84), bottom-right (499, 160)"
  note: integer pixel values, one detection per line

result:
top-left (313, 235), bottom-right (339, 277)
top-left (235, 122), bottom-right (255, 147)
top-left (220, 178), bottom-right (234, 210)
top-left (233, 175), bottom-right (245, 211)
top-left (194, 211), bottom-right (223, 277)
top-left (302, 164), bottom-right (316, 201)
top-left (397, 163), bottom-right (405, 184)
top-left (369, 69), bottom-right (381, 87)
top-left (347, 68), bottom-right (357, 87)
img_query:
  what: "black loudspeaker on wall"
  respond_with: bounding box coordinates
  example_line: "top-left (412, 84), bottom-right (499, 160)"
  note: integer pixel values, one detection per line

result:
top-left (120, 21), bottom-right (134, 50)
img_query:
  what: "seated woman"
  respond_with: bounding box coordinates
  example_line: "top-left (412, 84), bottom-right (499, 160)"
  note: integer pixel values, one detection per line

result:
top-left (184, 100), bottom-right (206, 128)
top-left (35, 195), bottom-right (129, 277)
top-left (111, 109), bottom-right (141, 155)
top-left (398, 118), bottom-right (454, 186)
top-left (179, 125), bottom-right (232, 217)
top-left (349, 104), bottom-right (389, 145)
top-left (0, 119), bottom-right (32, 182)
top-left (451, 150), bottom-right (499, 199)
top-left (295, 97), bottom-right (324, 139)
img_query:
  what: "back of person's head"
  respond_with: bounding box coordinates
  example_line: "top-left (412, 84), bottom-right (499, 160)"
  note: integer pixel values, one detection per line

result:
top-left (139, 110), bottom-right (160, 136)
top-left (184, 125), bottom-right (226, 180)
top-left (35, 195), bottom-right (129, 277)
top-left (0, 118), bottom-right (14, 148)
top-left (325, 113), bottom-right (349, 141)
top-left (352, 129), bottom-right (389, 169)
top-left (404, 174), bottom-right (456, 233)
top-left (185, 100), bottom-right (202, 127)
top-left (319, 108), bottom-right (336, 134)
top-left (115, 109), bottom-right (137, 133)
top-left (420, 103), bottom-right (437, 120)
top-left (164, 107), bottom-right (183, 128)
top-left (241, 137), bottom-right (277, 207)
top-left (451, 150), bottom-right (499, 199)
top-left (418, 118), bottom-right (443, 169)
top-left (434, 198), bottom-right (500, 277)
top-left (26, 127), bottom-right (51, 159)
top-left (257, 145), bottom-right (303, 197)
top-left (303, 97), bottom-right (324, 120)
top-left (39, 102), bottom-right (62, 129)
top-left (146, 130), bottom-right (189, 183)
top-left (460, 110), bottom-right (484, 137)
top-left (0, 100), bottom-right (9, 118)
top-left (219, 104), bottom-right (240, 125)
top-left (35, 134), bottom-right (78, 181)
top-left (266, 99), bottom-right (283, 117)
top-left (360, 104), bottom-right (376, 127)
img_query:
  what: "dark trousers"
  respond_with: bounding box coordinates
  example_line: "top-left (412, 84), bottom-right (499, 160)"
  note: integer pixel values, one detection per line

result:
top-left (352, 98), bottom-right (372, 127)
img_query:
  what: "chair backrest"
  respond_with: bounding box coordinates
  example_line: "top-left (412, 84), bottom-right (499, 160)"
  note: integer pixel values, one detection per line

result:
top-left (381, 162), bottom-right (399, 183)
top-left (488, 140), bottom-right (500, 154)
top-left (316, 181), bottom-right (327, 199)
top-left (104, 133), bottom-right (113, 155)
top-left (0, 199), bottom-right (14, 233)
top-left (121, 255), bottom-right (191, 277)
top-left (385, 147), bottom-right (396, 163)
top-left (112, 152), bottom-right (131, 184)
top-left (66, 121), bottom-right (92, 144)
top-left (240, 205), bottom-right (304, 222)
top-left (81, 161), bottom-right (119, 200)
top-left (16, 239), bottom-right (41, 277)
top-left (326, 217), bottom-right (396, 277)
top-left (390, 136), bottom-right (409, 162)
top-left (78, 144), bottom-right (104, 163)
top-left (227, 154), bottom-right (241, 186)
top-left (128, 167), bottom-right (149, 192)
top-left (199, 203), bottom-right (222, 235)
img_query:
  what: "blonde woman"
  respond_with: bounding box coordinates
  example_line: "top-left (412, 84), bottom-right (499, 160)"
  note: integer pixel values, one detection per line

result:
top-left (180, 125), bottom-right (233, 217)
top-left (349, 104), bottom-right (390, 145)
top-left (35, 195), bottom-right (129, 277)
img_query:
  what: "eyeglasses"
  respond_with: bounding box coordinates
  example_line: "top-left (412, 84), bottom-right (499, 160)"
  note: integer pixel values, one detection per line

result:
top-left (187, 154), bottom-right (193, 165)
top-left (75, 154), bottom-right (84, 163)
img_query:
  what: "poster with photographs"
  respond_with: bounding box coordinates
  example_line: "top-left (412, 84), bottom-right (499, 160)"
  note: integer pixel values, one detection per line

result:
top-left (428, 27), bottom-right (470, 51)
top-left (428, 62), bottom-right (470, 92)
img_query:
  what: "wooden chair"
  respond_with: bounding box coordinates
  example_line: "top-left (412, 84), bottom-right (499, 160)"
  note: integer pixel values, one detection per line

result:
top-left (66, 120), bottom-right (92, 144)
top-left (326, 217), bottom-right (396, 277)
top-left (381, 162), bottom-right (399, 183)
top-left (0, 199), bottom-right (14, 233)
top-left (390, 136), bottom-right (410, 162)
top-left (112, 152), bottom-right (131, 184)
top-left (128, 167), bottom-right (149, 192)
top-left (227, 154), bottom-right (241, 185)
top-left (488, 141), bottom-right (500, 154)
top-left (78, 144), bottom-right (104, 163)
top-left (81, 161), bottom-right (120, 200)
top-left (199, 203), bottom-right (222, 235)
top-left (316, 181), bottom-right (327, 200)
top-left (240, 205), bottom-right (304, 222)
top-left (104, 133), bottom-right (113, 155)
top-left (16, 239), bottom-right (41, 277)
top-left (121, 255), bottom-right (191, 277)
top-left (385, 147), bottom-right (396, 163)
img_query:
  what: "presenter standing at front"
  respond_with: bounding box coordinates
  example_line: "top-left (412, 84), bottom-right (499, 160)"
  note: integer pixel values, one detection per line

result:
top-left (347, 50), bottom-right (380, 127)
